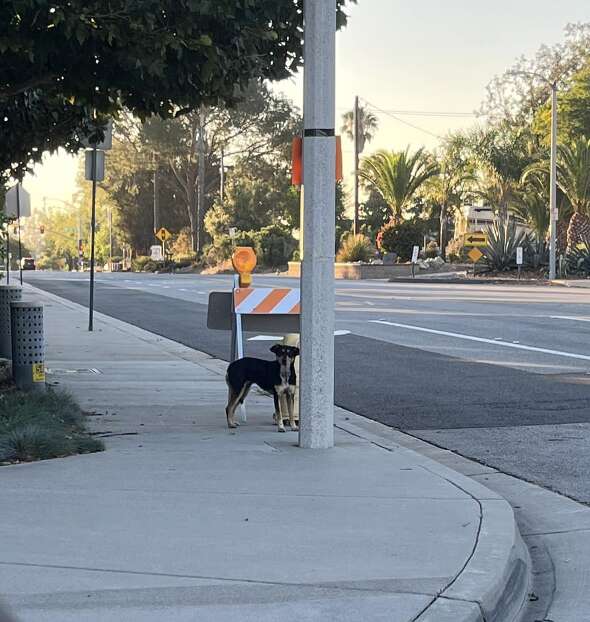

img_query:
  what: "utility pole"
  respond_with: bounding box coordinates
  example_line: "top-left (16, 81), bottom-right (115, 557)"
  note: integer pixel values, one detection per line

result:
top-left (549, 82), bottom-right (558, 281)
top-left (88, 142), bottom-right (98, 332)
top-left (197, 106), bottom-right (206, 255)
top-left (108, 208), bottom-right (113, 271)
top-left (353, 95), bottom-right (360, 236)
top-left (220, 147), bottom-right (225, 205)
top-left (16, 184), bottom-right (23, 285)
top-left (299, 0), bottom-right (336, 449)
top-left (153, 153), bottom-right (159, 234)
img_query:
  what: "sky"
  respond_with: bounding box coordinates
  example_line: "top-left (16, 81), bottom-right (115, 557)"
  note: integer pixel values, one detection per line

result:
top-left (23, 0), bottom-right (589, 211)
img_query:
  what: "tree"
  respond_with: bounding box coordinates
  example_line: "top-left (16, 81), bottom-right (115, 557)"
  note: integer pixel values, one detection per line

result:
top-left (525, 136), bottom-right (590, 250)
top-left (359, 190), bottom-right (391, 240)
top-left (359, 148), bottom-right (439, 223)
top-left (467, 123), bottom-right (539, 220)
top-left (205, 158), bottom-right (299, 242)
top-left (1, 0), bottom-right (353, 183)
top-left (421, 133), bottom-right (475, 256)
top-left (512, 172), bottom-right (550, 263)
top-left (341, 106), bottom-right (378, 153)
top-left (481, 23), bottom-right (590, 127)
top-left (534, 58), bottom-right (590, 142)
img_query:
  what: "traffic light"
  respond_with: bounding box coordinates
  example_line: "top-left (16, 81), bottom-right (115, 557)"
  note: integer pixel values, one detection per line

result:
top-left (39, 225), bottom-right (45, 234)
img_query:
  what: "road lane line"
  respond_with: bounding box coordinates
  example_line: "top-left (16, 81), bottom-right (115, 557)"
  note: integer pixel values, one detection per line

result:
top-left (369, 320), bottom-right (590, 362)
top-left (551, 316), bottom-right (590, 323)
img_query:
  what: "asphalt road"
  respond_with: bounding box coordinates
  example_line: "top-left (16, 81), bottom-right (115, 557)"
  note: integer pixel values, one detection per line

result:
top-left (21, 271), bottom-right (590, 504)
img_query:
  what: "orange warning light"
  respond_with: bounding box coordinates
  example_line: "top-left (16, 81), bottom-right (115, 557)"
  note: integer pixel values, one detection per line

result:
top-left (232, 247), bottom-right (257, 287)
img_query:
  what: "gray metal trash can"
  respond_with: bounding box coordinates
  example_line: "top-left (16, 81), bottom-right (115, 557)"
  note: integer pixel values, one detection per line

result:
top-left (10, 301), bottom-right (45, 390)
top-left (0, 285), bottom-right (22, 359)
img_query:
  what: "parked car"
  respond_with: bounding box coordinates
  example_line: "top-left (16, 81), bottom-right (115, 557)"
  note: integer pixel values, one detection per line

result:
top-left (20, 257), bottom-right (36, 270)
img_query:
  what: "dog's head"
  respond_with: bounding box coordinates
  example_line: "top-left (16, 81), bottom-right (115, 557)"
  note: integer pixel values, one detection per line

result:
top-left (270, 344), bottom-right (299, 368)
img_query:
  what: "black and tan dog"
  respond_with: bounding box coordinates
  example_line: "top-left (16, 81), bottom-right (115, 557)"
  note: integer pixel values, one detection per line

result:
top-left (225, 344), bottom-right (299, 432)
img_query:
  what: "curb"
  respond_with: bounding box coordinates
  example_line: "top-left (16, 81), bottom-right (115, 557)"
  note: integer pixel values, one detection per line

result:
top-left (25, 282), bottom-right (532, 622)
top-left (335, 413), bottom-right (531, 622)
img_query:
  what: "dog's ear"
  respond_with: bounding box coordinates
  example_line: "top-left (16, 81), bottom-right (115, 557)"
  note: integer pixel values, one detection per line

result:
top-left (291, 347), bottom-right (300, 357)
top-left (270, 344), bottom-right (281, 355)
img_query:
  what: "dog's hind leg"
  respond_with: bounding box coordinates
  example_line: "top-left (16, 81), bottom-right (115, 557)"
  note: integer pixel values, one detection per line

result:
top-left (225, 381), bottom-right (241, 429)
top-left (239, 382), bottom-right (252, 404)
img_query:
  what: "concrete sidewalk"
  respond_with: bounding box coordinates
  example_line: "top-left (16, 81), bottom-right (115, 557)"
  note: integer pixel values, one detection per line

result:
top-left (0, 286), bottom-right (530, 622)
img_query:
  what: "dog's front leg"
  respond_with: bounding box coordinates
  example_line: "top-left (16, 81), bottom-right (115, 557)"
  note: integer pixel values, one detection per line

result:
top-left (276, 392), bottom-right (287, 432)
top-left (272, 392), bottom-right (280, 425)
top-left (287, 390), bottom-right (297, 431)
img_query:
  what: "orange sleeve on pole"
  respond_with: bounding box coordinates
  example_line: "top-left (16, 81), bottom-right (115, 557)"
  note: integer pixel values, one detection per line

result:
top-left (291, 137), bottom-right (303, 186)
top-left (335, 136), bottom-right (343, 181)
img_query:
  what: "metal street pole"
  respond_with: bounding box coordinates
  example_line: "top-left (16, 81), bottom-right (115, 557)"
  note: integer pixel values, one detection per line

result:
top-left (108, 207), bottom-right (113, 271)
top-left (220, 147), bottom-right (225, 205)
top-left (549, 83), bottom-right (558, 280)
top-left (197, 106), bottom-right (206, 254)
top-left (5, 229), bottom-right (9, 284)
top-left (353, 95), bottom-right (360, 236)
top-left (16, 184), bottom-right (23, 285)
top-left (88, 144), bottom-right (98, 332)
top-left (153, 153), bottom-right (159, 234)
top-left (299, 0), bottom-right (336, 449)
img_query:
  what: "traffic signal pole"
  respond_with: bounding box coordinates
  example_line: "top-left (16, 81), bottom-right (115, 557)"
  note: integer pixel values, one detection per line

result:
top-left (299, 0), bottom-right (337, 449)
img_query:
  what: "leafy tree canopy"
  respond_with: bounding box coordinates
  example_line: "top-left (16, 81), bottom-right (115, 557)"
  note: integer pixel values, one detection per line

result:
top-left (1, 0), bottom-right (353, 182)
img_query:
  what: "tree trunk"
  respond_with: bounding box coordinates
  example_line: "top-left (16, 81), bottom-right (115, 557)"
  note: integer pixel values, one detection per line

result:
top-left (439, 203), bottom-right (447, 259)
top-left (567, 211), bottom-right (590, 250)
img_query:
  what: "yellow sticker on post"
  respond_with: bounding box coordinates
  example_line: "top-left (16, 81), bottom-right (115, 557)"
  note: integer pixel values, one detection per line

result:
top-left (32, 363), bottom-right (46, 383)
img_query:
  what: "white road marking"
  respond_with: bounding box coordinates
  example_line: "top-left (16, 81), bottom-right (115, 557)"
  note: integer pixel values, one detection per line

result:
top-left (248, 335), bottom-right (282, 341)
top-left (551, 315), bottom-right (590, 323)
top-left (369, 320), bottom-right (590, 362)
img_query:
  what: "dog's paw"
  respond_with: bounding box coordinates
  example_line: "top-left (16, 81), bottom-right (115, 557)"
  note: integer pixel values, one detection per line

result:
top-left (277, 426), bottom-right (286, 433)
top-left (228, 422), bottom-right (238, 429)
top-left (290, 424), bottom-right (299, 432)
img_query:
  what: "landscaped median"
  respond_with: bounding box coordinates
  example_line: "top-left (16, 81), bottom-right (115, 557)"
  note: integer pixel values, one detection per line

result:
top-left (0, 386), bottom-right (104, 465)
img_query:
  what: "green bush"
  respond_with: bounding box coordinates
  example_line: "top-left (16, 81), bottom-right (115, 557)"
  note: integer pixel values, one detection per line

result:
top-left (251, 225), bottom-right (297, 268)
top-left (131, 255), bottom-right (152, 271)
top-left (36, 255), bottom-right (67, 271)
top-left (0, 388), bottom-right (104, 464)
top-left (204, 227), bottom-right (295, 269)
top-left (336, 233), bottom-right (374, 263)
top-left (379, 220), bottom-right (425, 262)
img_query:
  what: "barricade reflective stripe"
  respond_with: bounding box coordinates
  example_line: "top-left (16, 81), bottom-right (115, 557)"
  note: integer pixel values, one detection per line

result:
top-left (234, 288), bottom-right (300, 315)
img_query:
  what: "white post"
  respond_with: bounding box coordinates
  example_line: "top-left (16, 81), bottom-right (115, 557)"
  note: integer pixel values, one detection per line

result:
top-left (299, 0), bottom-right (336, 449)
top-left (549, 83), bottom-right (558, 281)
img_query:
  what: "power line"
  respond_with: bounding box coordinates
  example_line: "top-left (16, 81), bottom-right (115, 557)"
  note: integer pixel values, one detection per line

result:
top-left (362, 99), bottom-right (444, 140)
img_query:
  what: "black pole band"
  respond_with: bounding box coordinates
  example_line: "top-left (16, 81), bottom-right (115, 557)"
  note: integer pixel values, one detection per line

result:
top-left (304, 129), bottom-right (335, 137)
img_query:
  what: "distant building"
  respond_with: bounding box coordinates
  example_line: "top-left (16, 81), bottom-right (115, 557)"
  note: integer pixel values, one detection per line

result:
top-left (454, 204), bottom-right (531, 239)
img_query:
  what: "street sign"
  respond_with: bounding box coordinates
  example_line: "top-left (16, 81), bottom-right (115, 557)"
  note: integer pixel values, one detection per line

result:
top-left (4, 184), bottom-right (31, 219)
top-left (150, 245), bottom-right (163, 261)
top-left (516, 247), bottom-right (524, 266)
top-left (411, 245), bottom-right (420, 264)
top-left (155, 227), bottom-right (172, 242)
top-left (85, 149), bottom-right (105, 181)
top-left (464, 232), bottom-right (488, 247)
top-left (468, 248), bottom-right (484, 263)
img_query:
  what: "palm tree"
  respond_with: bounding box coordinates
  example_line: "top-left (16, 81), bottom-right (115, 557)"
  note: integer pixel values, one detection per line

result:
top-left (341, 106), bottom-right (379, 154)
top-left (512, 174), bottom-right (550, 265)
top-left (526, 136), bottom-right (590, 249)
top-left (342, 104), bottom-right (379, 234)
top-left (360, 148), bottom-right (440, 223)
top-left (556, 137), bottom-right (590, 247)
